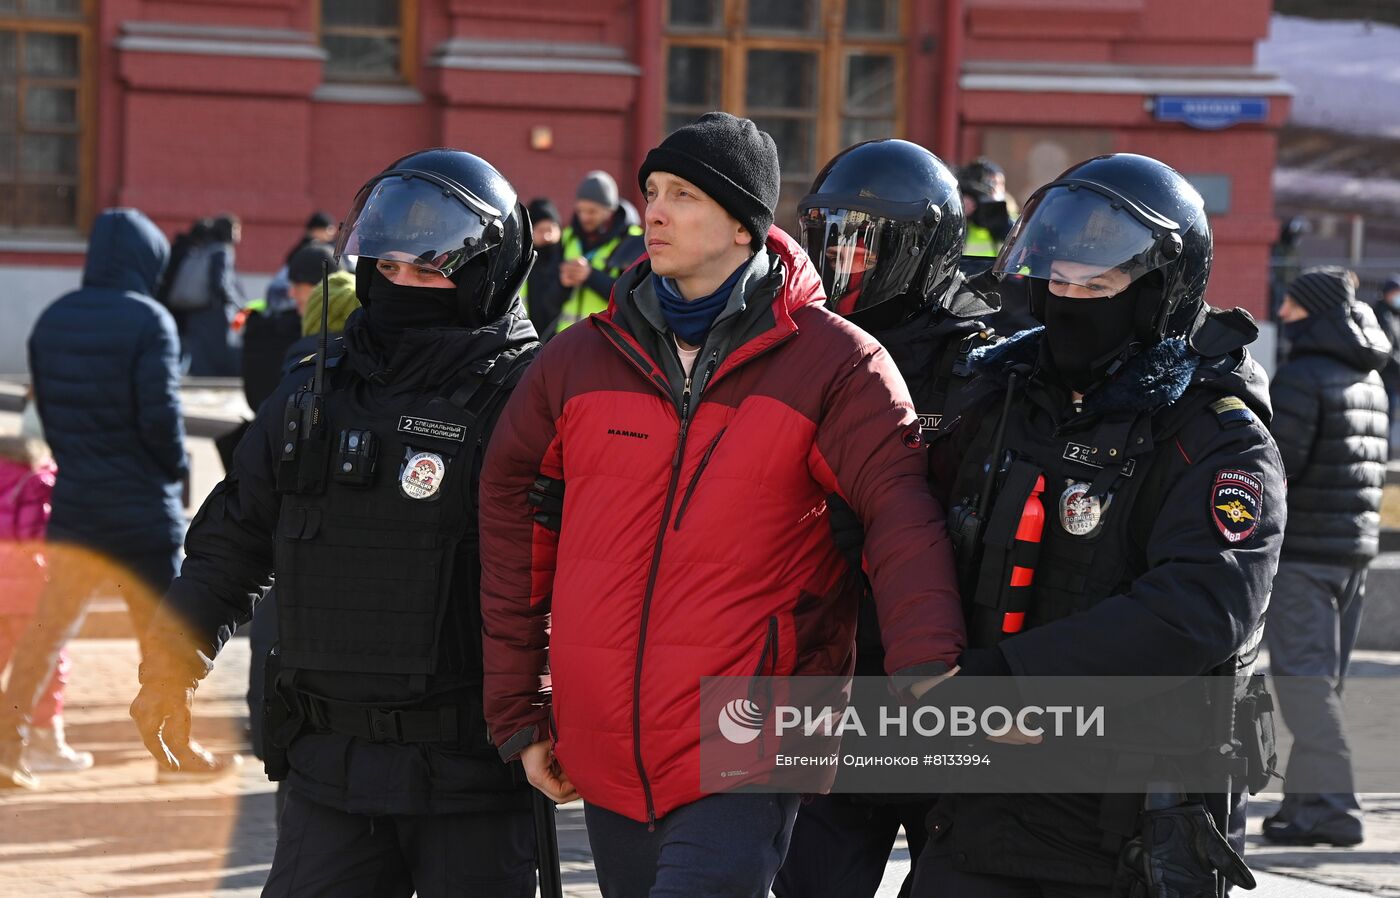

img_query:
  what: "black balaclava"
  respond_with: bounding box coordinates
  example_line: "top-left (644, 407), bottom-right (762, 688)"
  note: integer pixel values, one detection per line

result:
top-left (363, 265), bottom-right (460, 351)
top-left (1039, 277), bottom-right (1146, 393)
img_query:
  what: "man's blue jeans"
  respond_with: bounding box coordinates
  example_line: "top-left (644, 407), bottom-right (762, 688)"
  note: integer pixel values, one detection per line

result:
top-left (585, 792), bottom-right (800, 898)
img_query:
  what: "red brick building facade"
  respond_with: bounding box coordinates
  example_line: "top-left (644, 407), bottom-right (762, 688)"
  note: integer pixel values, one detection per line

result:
top-left (0, 0), bottom-right (1289, 366)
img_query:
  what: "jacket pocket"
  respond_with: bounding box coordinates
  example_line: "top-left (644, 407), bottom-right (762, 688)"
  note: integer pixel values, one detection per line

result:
top-left (673, 428), bottom-right (726, 530)
top-left (752, 615), bottom-right (780, 679)
top-left (747, 617), bottom-right (782, 756)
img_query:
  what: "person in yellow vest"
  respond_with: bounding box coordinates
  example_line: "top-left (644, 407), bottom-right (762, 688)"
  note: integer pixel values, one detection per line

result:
top-left (551, 170), bottom-right (644, 335)
top-left (958, 158), bottom-right (1016, 259)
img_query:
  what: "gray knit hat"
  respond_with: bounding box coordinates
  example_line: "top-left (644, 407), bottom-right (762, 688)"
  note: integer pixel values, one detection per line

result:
top-left (1287, 266), bottom-right (1355, 315)
top-left (576, 170), bottom-right (619, 210)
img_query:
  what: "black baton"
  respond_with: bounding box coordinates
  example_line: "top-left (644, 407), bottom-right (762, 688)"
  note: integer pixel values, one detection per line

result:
top-left (534, 788), bottom-right (563, 898)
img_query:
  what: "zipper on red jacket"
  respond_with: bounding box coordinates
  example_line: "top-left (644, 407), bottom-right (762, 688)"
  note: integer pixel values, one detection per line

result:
top-left (673, 427), bottom-right (725, 530)
top-left (631, 351), bottom-right (727, 828)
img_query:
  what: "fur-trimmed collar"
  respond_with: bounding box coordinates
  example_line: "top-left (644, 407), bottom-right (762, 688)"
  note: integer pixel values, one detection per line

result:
top-left (969, 327), bottom-right (1200, 416)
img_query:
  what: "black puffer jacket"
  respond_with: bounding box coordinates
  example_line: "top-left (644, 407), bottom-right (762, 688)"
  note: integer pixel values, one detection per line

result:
top-left (1270, 300), bottom-right (1391, 563)
top-left (1373, 299), bottom-right (1400, 397)
top-left (28, 209), bottom-right (187, 555)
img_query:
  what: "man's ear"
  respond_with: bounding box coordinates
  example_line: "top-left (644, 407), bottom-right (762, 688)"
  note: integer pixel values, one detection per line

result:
top-left (735, 222), bottom-right (753, 248)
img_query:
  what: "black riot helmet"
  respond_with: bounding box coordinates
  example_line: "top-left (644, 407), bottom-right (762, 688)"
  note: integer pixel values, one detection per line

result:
top-left (335, 147), bottom-right (534, 324)
top-left (992, 153), bottom-right (1212, 340)
top-left (797, 139), bottom-right (966, 319)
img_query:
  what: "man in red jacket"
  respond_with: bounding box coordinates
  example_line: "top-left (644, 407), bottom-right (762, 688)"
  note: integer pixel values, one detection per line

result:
top-left (480, 112), bottom-right (965, 897)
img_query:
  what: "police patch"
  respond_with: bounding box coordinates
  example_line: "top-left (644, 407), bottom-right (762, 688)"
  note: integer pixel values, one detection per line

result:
top-left (1059, 481), bottom-right (1110, 537)
top-left (1211, 469), bottom-right (1263, 544)
top-left (398, 415), bottom-right (466, 443)
top-left (1062, 442), bottom-right (1136, 477)
top-left (401, 451), bottom-right (446, 500)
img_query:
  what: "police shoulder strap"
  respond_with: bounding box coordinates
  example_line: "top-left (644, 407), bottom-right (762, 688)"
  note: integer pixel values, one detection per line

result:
top-left (445, 343), bottom-right (540, 437)
top-left (287, 338), bottom-right (347, 375)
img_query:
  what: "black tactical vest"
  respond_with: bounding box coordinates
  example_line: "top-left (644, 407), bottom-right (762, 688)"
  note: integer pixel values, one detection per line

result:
top-left (951, 393), bottom-right (1157, 645)
top-left (949, 376), bottom-right (1246, 758)
top-left (273, 348), bottom-right (533, 692)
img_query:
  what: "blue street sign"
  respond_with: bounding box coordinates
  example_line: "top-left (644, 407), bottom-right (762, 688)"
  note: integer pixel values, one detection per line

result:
top-left (1155, 96), bottom-right (1270, 130)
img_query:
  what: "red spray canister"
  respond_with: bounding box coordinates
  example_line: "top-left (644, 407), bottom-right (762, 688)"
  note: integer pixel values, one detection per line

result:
top-left (1002, 474), bottom-right (1046, 634)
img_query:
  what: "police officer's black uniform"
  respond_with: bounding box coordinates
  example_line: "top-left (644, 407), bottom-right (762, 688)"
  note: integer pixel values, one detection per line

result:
top-left (130, 149), bottom-right (542, 897)
top-left (774, 138), bottom-right (998, 898)
top-left (912, 154), bottom-right (1284, 897)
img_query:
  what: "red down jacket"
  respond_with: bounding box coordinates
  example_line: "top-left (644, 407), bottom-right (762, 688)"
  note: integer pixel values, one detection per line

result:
top-left (480, 227), bottom-right (964, 823)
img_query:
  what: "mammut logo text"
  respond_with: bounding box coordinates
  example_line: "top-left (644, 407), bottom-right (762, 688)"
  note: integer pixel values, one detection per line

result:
top-left (608, 428), bottom-right (649, 440)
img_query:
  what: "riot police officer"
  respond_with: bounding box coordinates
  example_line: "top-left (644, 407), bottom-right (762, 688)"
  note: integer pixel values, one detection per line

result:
top-left (774, 138), bottom-right (996, 898)
top-left (129, 148), bottom-right (542, 896)
top-left (912, 153), bottom-right (1284, 897)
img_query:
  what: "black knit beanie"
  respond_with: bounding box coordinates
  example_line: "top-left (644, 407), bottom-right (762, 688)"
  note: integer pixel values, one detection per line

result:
top-left (1288, 266), bottom-right (1354, 315)
top-left (638, 111), bottom-right (780, 243)
top-left (526, 197), bottom-right (560, 226)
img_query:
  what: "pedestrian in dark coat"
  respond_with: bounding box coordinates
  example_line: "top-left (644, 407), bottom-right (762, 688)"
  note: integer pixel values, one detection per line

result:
top-left (28, 208), bottom-right (186, 557)
top-left (1372, 274), bottom-right (1400, 450)
top-left (523, 197), bottom-right (565, 335)
top-left (1262, 267), bottom-right (1391, 847)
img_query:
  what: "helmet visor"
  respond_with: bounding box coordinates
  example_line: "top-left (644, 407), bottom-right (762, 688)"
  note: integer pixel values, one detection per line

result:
top-left (991, 185), bottom-right (1167, 292)
top-left (798, 207), bottom-right (926, 316)
top-left (335, 174), bottom-right (501, 278)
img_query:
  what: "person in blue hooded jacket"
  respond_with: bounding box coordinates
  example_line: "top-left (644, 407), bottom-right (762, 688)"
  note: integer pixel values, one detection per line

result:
top-left (0, 208), bottom-right (236, 788)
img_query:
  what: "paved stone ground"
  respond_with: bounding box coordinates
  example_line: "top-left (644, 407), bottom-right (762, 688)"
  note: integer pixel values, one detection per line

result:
top-left (3, 638), bottom-right (1398, 897)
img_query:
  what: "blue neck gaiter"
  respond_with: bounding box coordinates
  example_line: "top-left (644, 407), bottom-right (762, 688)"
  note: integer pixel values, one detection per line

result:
top-left (653, 260), bottom-right (748, 346)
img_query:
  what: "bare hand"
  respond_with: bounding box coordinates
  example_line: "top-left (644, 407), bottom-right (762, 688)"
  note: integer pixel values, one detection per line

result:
top-left (521, 739), bottom-right (578, 803)
top-left (130, 683), bottom-right (195, 770)
top-left (558, 258), bottom-right (590, 288)
top-left (909, 665), bottom-right (960, 700)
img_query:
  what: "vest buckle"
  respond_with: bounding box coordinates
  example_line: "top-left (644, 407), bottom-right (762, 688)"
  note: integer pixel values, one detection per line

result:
top-left (366, 708), bottom-right (404, 743)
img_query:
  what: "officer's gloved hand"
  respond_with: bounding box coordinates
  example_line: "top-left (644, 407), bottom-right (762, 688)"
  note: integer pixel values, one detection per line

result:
top-left (130, 671), bottom-right (197, 772)
top-left (1115, 802), bottom-right (1257, 897)
top-left (528, 475), bottom-right (565, 533)
top-left (825, 494), bottom-right (866, 573)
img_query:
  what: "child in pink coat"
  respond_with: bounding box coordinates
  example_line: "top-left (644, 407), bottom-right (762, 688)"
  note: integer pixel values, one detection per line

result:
top-left (0, 434), bottom-right (92, 772)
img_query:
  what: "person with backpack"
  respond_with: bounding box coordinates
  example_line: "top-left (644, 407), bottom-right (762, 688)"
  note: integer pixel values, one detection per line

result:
top-left (167, 213), bottom-right (245, 376)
